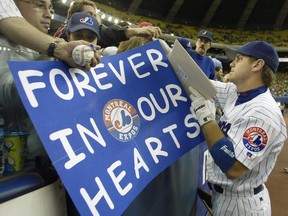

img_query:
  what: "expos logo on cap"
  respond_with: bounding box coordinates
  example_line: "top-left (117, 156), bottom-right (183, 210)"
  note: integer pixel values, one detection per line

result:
top-left (67, 12), bottom-right (100, 37)
top-left (80, 17), bottom-right (94, 26)
top-left (198, 30), bottom-right (213, 41)
top-left (242, 126), bottom-right (268, 152)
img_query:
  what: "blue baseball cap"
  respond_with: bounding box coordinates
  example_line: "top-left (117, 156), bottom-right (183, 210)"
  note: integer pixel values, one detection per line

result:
top-left (177, 37), bottom-right (196, 56)
top-left (198, 30), bottom-right (213, 41)
top-left (225, 41), bottom-right (279, 72)
top-left (67, 12), bottom-right (100, 37)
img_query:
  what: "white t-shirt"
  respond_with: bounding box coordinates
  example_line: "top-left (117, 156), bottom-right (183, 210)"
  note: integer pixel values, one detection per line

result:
top-left (0, 0), bottom-right (22, 20)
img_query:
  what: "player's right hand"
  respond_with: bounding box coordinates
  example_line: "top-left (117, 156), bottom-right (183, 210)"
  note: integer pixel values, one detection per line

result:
top-left (189, 87), bottom-right (215, 126)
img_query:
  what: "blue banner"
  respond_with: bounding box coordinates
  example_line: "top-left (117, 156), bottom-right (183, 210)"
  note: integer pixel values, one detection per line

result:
top-left (8, 40), bottom-right (205, 216)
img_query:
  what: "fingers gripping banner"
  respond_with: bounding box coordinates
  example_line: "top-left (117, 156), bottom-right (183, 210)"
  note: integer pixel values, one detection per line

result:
top-left (8, 40), bottom-right (205, 216)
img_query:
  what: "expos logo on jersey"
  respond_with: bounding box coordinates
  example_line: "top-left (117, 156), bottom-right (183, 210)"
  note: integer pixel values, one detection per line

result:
top-left (103, 99), bottom-right (140, 142)
top-left (242, 126), bottom-right (268, 152)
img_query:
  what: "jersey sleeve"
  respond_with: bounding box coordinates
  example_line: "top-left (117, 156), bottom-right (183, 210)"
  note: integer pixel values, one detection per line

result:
top-left (227, 104), bottom-right (286, 170)
top-left (211, 80), bottom-right (237, 110)
top-left (0, 0), bottom-right (22, 20)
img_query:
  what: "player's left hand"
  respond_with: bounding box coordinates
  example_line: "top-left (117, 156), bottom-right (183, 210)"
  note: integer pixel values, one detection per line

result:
top-left (189, 87), bottom-right (215, 126)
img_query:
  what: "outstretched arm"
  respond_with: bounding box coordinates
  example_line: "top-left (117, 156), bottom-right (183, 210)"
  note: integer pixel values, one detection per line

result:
top-left (0, 17), bottom-right (100, 69)
top-left (125, 26), bottom-right (162, 39)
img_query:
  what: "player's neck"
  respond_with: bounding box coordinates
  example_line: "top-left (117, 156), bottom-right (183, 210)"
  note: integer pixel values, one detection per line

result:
top-left (236, 76), bottom-right (264, 92)
top-left (236, 81), bottom-right (265, 92)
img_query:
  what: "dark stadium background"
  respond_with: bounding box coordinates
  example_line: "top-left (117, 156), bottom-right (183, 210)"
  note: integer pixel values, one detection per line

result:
top-left (51, 0), bottom-right (288, 73)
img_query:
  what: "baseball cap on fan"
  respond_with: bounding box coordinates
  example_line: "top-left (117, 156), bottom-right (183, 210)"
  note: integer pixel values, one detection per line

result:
top-left (225, 40), bottom-right (279, 72)
top-left (67, 12), bottom-right (100, 37)
top-left (198, 30), bottom-right (213, 42)
top-left (177, 37), bottom-right (196, 56)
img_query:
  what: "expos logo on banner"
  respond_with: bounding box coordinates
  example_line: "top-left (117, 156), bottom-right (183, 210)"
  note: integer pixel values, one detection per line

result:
top-left (9, 40), bottom-right (205, 216)
top-left (103, 99), bottom-right (140, 142)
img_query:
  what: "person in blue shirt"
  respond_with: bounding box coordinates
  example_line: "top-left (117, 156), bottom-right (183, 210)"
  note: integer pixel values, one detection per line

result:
top-left (177, 30), bottom-right (215, 80)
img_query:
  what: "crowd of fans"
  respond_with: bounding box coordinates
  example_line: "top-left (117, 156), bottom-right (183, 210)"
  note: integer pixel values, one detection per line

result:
top-left (270, 72), bottom-right (288, 97)
top-left (96, 2), bottom-right (288, 47)
top-left (93, 2), bottom-right (288, 98)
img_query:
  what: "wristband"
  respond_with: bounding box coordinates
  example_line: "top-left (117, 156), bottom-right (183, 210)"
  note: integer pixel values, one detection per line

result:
top-left (47, 41), bottom-right (61, 57)
top-left (209, 137), bottom-right (237, 173)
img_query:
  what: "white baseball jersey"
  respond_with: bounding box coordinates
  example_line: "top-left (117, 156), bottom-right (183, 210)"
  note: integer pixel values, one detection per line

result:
top-left (207, 80), bottom-right (287, 215)
top-left (0, 0), bottom-right (22, 20)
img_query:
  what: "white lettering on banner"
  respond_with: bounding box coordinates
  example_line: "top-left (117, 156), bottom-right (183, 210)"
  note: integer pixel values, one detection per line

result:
top-left (185, 114), bottom-right (201, 138)
top-left (50, 116), bottom-right (200, 215)
top-left (48, 90), bottom-right (200, 170)
top-left (80, 177), bottom-right (114, 216)
top-left (128, 53), bottom-right (148, 78)
top-left (18, 49), bottom-right (168, 108)
top-left (137, 97), bottom-right (155, 121)
top-left (145, 137), bottom-right (169, 164)
top-left (147, 49), bottom-right (168, 71)
top-left (50, 69), bottom-right (74, 100)
top-left (150, 88), bottom-right (170, 114)
top-left (166, 84), bottom-right (187, 107)
top-left (90, 63), bottom-right (112, 90)
top-left (134, 147), bottom-right (149, 179)
top-left (77, 118), bottom-right (106, 154)
top-left (108, 61), bottom-right (126, 84)
top-left (49, 128), bottom-right (86, 169)
top-left (137, 84), bottom-right (187, 121)
top-left (127, 49), bottom-right (168, 79)
top-left (18, 70), bottom-right (46, 108)
top-left (49, 118), bottom-right (106, 169)
top-left (49, 115), bottom-right (200, 171)
top-left (107, 160), bottom-right (133, 196)
top-left (163, 124), bottom-right (180, 148)
top-left (69, 68), bottom-right (97, 96)
top-left (119, 125), bottom-right (139, 141)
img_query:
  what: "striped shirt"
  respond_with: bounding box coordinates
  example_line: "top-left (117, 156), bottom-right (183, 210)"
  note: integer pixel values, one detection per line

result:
top-left (0, 0), bottom-right (22, 20)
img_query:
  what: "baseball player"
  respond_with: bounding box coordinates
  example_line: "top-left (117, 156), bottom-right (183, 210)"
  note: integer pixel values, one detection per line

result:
top-left (189, 41), bottom-right (287, 215)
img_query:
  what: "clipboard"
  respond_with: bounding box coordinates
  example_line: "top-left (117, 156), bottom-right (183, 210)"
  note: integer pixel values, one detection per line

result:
top-left (168, 40), bottom-right (216, 99)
